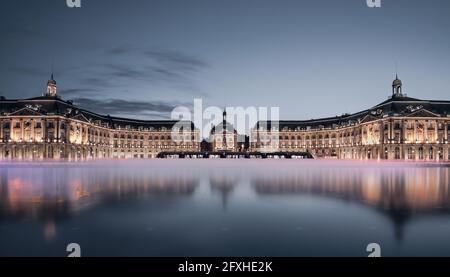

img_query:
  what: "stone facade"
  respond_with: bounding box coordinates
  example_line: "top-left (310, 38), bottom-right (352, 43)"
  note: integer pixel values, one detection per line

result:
top-left (2, 75), bottom-right (450, 161)
top-left (210, 110), bottom-right (238, 152)
top-left (251, 77), bottom-right (450, 161)
top-left (0, 76), bottom-right (200, 160)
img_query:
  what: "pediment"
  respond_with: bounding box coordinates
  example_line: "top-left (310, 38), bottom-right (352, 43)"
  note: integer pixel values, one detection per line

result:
top-left (9, 107), bottom-right (43, 116)
top-left (360, 114), bottom-right (379, 124)
top-left (71, 113), bottom-right (91, 123)
top-left (406, 108), bottom-right (440, 118)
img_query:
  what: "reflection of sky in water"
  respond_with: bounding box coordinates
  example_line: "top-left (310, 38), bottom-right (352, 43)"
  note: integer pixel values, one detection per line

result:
top-left (0, 160), bottom-right (450, 257)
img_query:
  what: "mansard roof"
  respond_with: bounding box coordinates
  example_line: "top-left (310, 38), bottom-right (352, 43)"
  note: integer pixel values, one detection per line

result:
top-left (0, 95), bottom-right (195, 131)
top-left (256, 96), bottom-right (450, 131)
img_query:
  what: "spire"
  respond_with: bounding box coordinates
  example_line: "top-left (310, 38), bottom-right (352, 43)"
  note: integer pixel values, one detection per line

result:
top-left (51, 58), bottom-right (54, 80)
top-left (45, 72), bottom-right (57, 97)
top-left (223, 108), bottom-right (227, 124)
top-left (392, 74), bottom-right (403, 97)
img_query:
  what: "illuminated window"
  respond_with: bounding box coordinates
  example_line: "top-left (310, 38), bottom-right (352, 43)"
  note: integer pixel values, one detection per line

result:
top-left (395, 147), bottom-right (401, 159)
top-left (418, 147), bottom-right (424, 160)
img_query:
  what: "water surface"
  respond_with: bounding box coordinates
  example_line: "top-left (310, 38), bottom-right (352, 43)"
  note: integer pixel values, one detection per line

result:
top-left (1, 160), bottom-right (450, 257)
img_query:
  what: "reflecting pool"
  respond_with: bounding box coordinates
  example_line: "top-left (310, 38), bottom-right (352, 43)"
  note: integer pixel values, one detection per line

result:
top-left (1, 160), bottom-right (450, 257)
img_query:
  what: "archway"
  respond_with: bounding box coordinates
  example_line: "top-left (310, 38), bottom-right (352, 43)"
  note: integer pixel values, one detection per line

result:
top-left (418, 147), bottom-right (424, 160)
top-left (395, 147), bottom-right (400, 160)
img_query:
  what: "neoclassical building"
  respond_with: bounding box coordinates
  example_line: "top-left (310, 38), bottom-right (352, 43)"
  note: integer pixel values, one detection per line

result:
top-left (209, 110), bottom-right (238, 152)
top-left (251, 76), bottom-right (450, 161)
top-left (0, 75), bottom-right (200, 160)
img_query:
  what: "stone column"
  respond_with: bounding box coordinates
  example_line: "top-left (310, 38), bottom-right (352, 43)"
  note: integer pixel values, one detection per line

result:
top-left (401, 119), bottom-right (405, 144)
top-left (30, 119), bottom-right (35, 142)
top-left (414, 120), bottom-right (417, 143)
top-left (387, 120), bottom-right (391, 144)
top-left (56, 118), bottom-right (60, 143)
top-left (445, 121), bottom-right (449, 142)
top-left (435, 121), bottom-right (438, 143)
top-left (43, 119), bottom-right (47, 142)
top-left (20, 120), bottom-right (24, 142)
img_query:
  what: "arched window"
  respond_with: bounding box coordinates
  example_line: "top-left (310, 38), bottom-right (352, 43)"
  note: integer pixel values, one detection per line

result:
top-left (418, 147), bottom-right (424, 160)
top-left (438, 147), bottom-right (444, 160)
top-left (407, 147), bottom-right (414, 160)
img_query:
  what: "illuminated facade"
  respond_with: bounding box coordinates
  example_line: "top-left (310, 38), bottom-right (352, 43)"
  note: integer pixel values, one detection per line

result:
top-left (251, 76), bottom-right (450, 161)
top-left (2, 75), bottom-right (450, 161)
top-left (0, 75), bottom-right (200, 160)
top-left (210, 110), bottom-right (238, 152)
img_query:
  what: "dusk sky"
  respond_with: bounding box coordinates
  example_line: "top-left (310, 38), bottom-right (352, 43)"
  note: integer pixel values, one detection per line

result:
top-left (1, 0), bottom-right (449, 120)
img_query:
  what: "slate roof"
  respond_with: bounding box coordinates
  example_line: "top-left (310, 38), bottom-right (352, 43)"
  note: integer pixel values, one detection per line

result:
top-left (0, 95), bottom-right (195, 131)
top-left (255, 95), bottom-right (450, 130)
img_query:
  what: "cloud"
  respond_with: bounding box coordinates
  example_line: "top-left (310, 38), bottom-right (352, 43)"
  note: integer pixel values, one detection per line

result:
top-left (103, 64), bottom-right (147, 79)
top-left (59, 88), bottom-right (101, 97)
top-left (106, 46), bottom-right (207, 70)
top-left (143, 49), bottom-right (208, 72)
top-left (9, 66), bottom-right (44, 76)
top-left (101, 46), bottom-right (208, 86)
top-left (81, 77), bottom-right (114, 88)
top-left (71, 97), bottom-right (189, 119)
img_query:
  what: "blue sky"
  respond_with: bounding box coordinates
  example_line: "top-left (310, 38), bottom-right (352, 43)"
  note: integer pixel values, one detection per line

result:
top-left (1, 0), bottom-right (449, 120)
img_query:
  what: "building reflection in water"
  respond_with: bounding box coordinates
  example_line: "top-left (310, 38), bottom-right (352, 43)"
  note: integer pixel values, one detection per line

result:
top-left (251, 165), bottom-right (450, 239)
top-left (209, 175), bottom-right (238, 210)
top-left (1, 162), bottom-right (450, 242)
top-left (0, 166), bottom-right (199, 240)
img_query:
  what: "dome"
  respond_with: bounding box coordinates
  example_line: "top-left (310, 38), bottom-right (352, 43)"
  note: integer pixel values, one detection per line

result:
top-left (392, 75), bottom-right (402, 87)
top-left (45, 73), bottom-right (57, 97)
top-left (47, 73), bottom-right (56, 85)
top-left (47, 79), bottom-right (57, 85)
